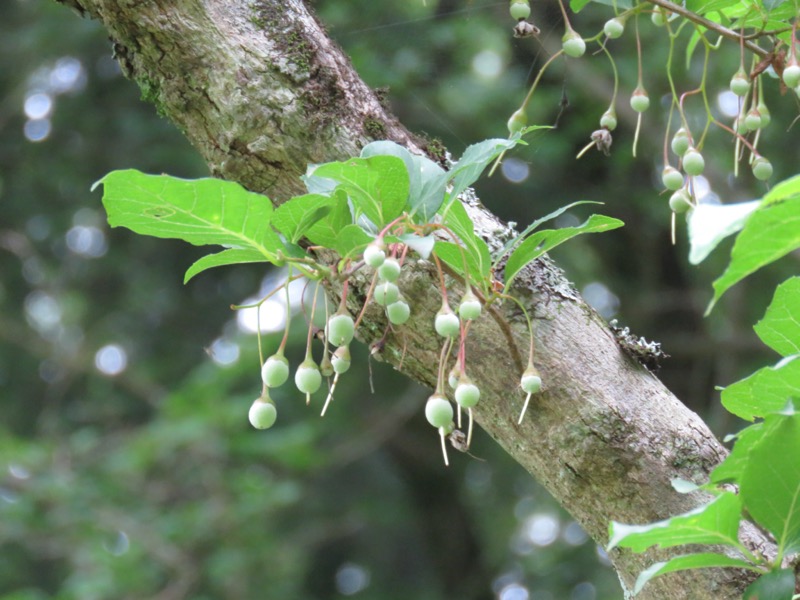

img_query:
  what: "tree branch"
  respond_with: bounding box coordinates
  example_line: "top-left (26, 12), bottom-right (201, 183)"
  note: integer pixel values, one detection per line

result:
top-left (56, 1), bottom-right (770, 597)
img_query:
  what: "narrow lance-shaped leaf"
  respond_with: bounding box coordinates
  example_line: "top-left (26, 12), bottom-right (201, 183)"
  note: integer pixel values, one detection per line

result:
top-left (707, 175), bottom-right (800, 313)
top-left (504, 215), bottom-right (624, 288)
top-left (608, 492), bottom-right (743, 552)
top-left (634, 553), bottom-right (759, 595)
top-left (184, 248), bottom-right (275, 283)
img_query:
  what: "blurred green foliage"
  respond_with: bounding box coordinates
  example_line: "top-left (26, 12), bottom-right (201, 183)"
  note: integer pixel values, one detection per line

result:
top-left (2, 1), bottom-right (797, 598)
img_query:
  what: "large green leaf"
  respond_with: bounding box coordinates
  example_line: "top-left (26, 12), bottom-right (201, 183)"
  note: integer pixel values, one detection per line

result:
top-left (743, 569), bottom-right (795, 600)
top-left (740, 405), bottom-right (800, 556)
top-left (634, 553), bottom-right (758, 595)
top-left (608, 492), bottom-right (743, 552)
top-left (687, 200), bottom-right (760, 265)
top-left (95, 170), bottom-right (286, 278)
top-left (711, 422), bottom-right (765, 485)
top-left (313, 155), bottom-right (409, 227)
top-left (434, 240), bottom-right (484, 283)
top-left (504, 215), bottom-right (623, 288)
top-left (708, 176), bottom-right (800, 313)
top-left (272, 193), bottom-right (336, 244)
top-left (754, 277), bottom-right (800, 357)
top-left (722, 355), bottom-right (800, 421)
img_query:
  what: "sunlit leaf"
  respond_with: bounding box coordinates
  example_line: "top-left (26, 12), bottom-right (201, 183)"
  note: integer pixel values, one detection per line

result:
top-left (608, 492), bottom-right (743, 551)
top-left (687, 200), bottom-right (760, 265)
top-left (708, 175), bottom-right (800, 313)
top-left (504, 215), bottom-right (623, 288)
top-left (634, 553), bottom-right (757, 595)
top-left (184, 248), bottom-right (273, 283)
top-left (754, 277), bottom-right (800, 357)
top-left (722, 355), bottom-right (800, 421)
top-left (95, 169), bottom-right (285, 260)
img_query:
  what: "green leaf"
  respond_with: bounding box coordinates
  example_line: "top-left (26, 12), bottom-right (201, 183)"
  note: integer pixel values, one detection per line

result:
top-left (313, 156), bottom-right (409, 227)
top-left (184, 248), bottom-right (273, 283)
top-left (634, 553), bottom-right (758, 595)
top-left (446, 136), bottom-right (525, 202)
top-left (361, 140), bottom-right (446, 222)
top-left (441, 200), bottom-right (492, 279)
top-left (740, 407), bottom-right (800, 556)
top-left (571, 0), bottom-right (632, 11)
top-left (434, 240), bottom-right (483, 282)
top-left (743, 569), bottom-right (795, 600)
top-left (754, 277), bottom-right (800, 357)
top-left (399, 233), bottom-right (435, 260)
top-left (608, 492), bottom-right (743, 551)
top-left (711, 422), bottom-right (765, 485)
top-left (708, 175), bottom-right (800, 313)
top-left (493, 200), bottom-right (603, 262)
top-left (504, 215), bottom-right (624, 288)
top-left (722, 355), bottom-right (800, 421)
top-left (334, 224), bottom-right (373, 258)
top-left (272, 194), bottom-right (336, 244)
top-left (95, 170), bottom-right (284, 260)
top-left (305, 189), bottom-right (352, 251)
top-left (687, 200), bottom-right (760, 265)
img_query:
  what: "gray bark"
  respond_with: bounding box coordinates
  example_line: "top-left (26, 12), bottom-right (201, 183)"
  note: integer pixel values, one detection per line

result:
top-left (56, 0), bottom-right (771, 597)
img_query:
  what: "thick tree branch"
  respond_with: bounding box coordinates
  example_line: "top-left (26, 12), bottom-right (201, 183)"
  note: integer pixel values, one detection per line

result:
top-left (57, 1), bottom-right (770, 597)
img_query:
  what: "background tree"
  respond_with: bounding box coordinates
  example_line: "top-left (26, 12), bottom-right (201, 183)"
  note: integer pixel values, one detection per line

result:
top-left (1, 1), bottom-right (797, 599)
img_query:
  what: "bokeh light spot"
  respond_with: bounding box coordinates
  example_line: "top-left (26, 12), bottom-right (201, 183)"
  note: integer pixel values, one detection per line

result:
top-left (94, 344), bottom-right (128, 376)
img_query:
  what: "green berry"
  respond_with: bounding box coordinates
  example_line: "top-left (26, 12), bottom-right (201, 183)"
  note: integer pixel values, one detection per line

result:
top-left (630, 88), bottom-right (650, 113)
top-left (435, 307), bottom-right (460, 338)
top-left (249, 398), bottom-right (277, 430)
top-left (661, 166), bottom-right (684, 191)
top-left (455, 381), bottom-right (481, 408)
top-left (331, 345), bottom-right (351, 374)
top-left (682, 148), bottom-right (705, 176)
top-left (562, 30), bottom-right (586, 58)
top-left (752, 156), bottom-right (773, 181)
top-left (386, 298), bottom-right (411, 325)
top-left (363, 242), bottom-right (386, 268)
top-left (669, 189), bottom-right (693, 214)
top-left (326, 313), bottom-right (355, 347)
top-left (295, 359), bottom-right (322, 394)
top-left (599, 109), bottom-right (617, 131)
top-left (509, 0), bottom-right (530, 21)
top-left (448, 366), bottom-right (462, 390)
top-left (373, 281), bottom-right (400, 306)
top-left (520, 366), bottom-right (542, 394)
top-left (651, 7), bottom-right (669, 26)
top-left (378, 258), bottom-right (401, 282)
top-left (783, 64), bottom-right (800, 88)
top-left (744, 108), bottom-right (762, 131)
top-left (604, 18), bottom-right (624, 39)
top-left (458, 291), bottom-right (482, 321)
top-left (757, 102), bottom-right (770, 128)
top-left (425, 394), bottom-right (454, 428)
top-left (507, 108), bottom-right (527, 134)
top-left (261, 353), bottom-right (290, 388)
top-left (671, 128), bottom-right (690, 157)
top-left (730, 69), bottom-right (750, 96)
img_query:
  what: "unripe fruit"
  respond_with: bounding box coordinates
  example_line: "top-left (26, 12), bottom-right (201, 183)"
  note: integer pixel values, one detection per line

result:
top-left (651, 7), bottom-right (669, 26)
top-left (604, 17), bottom-right (624, 39)
top-left (261, 353), bottom-right (290, 388)
top-left (600, 109), bottom-right (617, 131)
top-left (507, 108), bottom-right (527, 134)
top-left (295, 359), bottom-right (322, 394)
top-left (326, 313), bottom-right (355, 347)
top-left (520, 366), bottom-right (542, 394)
top-left (509, 0), bottom-right (531, 21)
top-left (729, 69), bottom-right (749, 96)
top-left (733, 117), bottom-right (749, 135)
top-left (425, 394), bottom-right (454, 428)
top-left (752, 156), bottom-right (773, 181)
top-left (448, 366), bottom-right (462, 390)
top-left (319, 353), bottom-right (334, 378)
top-left (562, 31), bottom-right (586, 58)
top-left (744, 109), bottom-right (762, 131)
top-left (435, 307), bottom-right (461, 338)
top-left (757, 102), bottom-right (771, 128)
top-left (377, 258), bottom-right (401, 282)
top-left (661, 166), bottom-right (684, 191)
top-left (630, 88), bottom-right (650, 113)
top-left (386, 298), bottom-right (411, 325)
top-left (373, 281), bottom-right (400, 306)
top-left (682, 148), bottom-right (705, 176)
top-left (363, 242), bottom-right (386, 268)
top-left (669, 189), bottom-right (693, 214)
top-left (331, 345), bottom-right (351, 374)
top-left (783, 63), bottom-right (800, 88)
top-left (249, 398), bottom-right (277, 430)
top-left (458, 291), bottom-right (482, 321)
top-left (671, 128), bottom-right (690, 157)
top-left (455, 381), bottom-right (481, 408)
